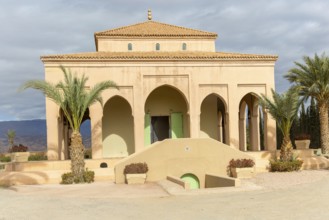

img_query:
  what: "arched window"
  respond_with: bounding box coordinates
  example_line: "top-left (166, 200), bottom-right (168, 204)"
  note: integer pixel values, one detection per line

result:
top-left (156, 43), bottom-right (160, 51)
top-left (128, 43), bottom-right (132, 51)
top-left (182, 43), bottom-right (187, 50)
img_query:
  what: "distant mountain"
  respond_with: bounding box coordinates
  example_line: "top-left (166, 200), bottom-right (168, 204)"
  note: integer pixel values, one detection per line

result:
top-left (0, 119), bottom-right (91, 153)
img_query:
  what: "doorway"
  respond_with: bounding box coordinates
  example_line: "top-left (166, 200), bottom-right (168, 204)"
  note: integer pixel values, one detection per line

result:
top-left (151, 116), bottom-right (170, 143)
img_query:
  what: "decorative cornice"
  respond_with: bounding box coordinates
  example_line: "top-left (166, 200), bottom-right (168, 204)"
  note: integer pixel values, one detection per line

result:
top-left (41, 52), bottom-right (278, 63)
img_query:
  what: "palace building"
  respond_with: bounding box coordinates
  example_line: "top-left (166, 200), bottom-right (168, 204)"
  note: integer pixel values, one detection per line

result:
top-left (41, 11), bottom-right (278, 160)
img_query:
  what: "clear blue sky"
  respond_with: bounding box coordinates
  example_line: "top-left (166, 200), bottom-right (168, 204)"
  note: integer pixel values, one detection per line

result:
top-left (1, 0), bottom-right (329, 121)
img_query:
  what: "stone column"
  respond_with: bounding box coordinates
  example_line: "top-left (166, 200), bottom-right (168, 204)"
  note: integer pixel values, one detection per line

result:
top-left (89, 104), bottom-right (103, 159)
top-left (134, 112), bottom-right (145, 153)
top-left (224, 113), bottom-right (230, 145)
top-left (46, 101), bottom-right (60, 160)
top-left (238, 116), bottom-right (246, 151)
top-left (218, 111), bottom-right (223, 142)
top-left (266, 112), bottom-right (277, 151)
top-left (250, 112), bottom-right (260, 151)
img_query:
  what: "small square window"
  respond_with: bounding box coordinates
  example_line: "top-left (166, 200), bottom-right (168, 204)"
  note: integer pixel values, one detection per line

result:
top-left (156, 43), bottom-right (160, 51)
top-left (128, 43), bottom-right (132, 51)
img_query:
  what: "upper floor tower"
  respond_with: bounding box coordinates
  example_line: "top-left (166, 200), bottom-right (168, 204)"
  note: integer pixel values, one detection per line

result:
top-left (94, 10), bottom-right (218, 52)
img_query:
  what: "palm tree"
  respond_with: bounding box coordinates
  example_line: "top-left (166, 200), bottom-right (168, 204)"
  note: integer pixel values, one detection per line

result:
top-left (260, 88), bottom-right (300, 161)
top-left (285, 53), bottom-right (329, 154)
top-left (7, 129), bottom-right (16, 151)
top-left (21, 66), bottom-right (117, 183)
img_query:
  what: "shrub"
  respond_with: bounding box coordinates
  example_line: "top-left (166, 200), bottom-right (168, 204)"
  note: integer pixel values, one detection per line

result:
top-left (61, 172), bottom-right (74, 184)
top-left (270, 159), bottom-right (303, 172)
top-left (124, 162), bottom-right (149, 174)
top-left (229, 159), bottom-right (255, 168)
top-left (83, 169), bottom-right (95, 183)
top-left (61, 169), bottom-right (95, 184)
top-left (0, 154), bottom-right (11, 162)
top-left (28, 152), bottom-right (48, 161)
top-left (10, 144), bottom-right (28, 153)
top-left (294, 133), bottom-right (311, 140)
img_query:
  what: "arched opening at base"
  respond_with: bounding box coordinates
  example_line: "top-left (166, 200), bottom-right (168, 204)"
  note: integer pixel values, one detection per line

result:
top-left (181, 173), bottom-right (200, 189)
top-left (239, 93), bottom-right (264, 151)
top-left (144, 85), bottom-right (189, 146)
top-left (200, 94), bottom-right (229, 144)
top-left (102, 96), bottom-right (134, 158)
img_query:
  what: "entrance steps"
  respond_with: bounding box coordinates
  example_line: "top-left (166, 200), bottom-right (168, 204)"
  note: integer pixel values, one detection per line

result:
top-left (245, 151), bottom-right (272, 173)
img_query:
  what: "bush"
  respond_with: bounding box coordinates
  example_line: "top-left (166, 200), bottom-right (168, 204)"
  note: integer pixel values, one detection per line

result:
top-left (83, 169), bottom-right (95, 183)
top-left (28, 152), bottom-right (48, 161)
top-left (270, 159), bottom-right (303, 172)
top-left (229, 159), bottom-right (255, 168)
top-left (61, 169), bottom-right (95, 184)
top-left (61, 172), bottom-right (74, 184)
top-left (10, 144), bottom-right (28, 153)
top-left (294, 133), bottom-right (311, 140)
top-left (0, 154), bottom-right (11, 162)
top-left (124, 162), bottom-right (149, 174)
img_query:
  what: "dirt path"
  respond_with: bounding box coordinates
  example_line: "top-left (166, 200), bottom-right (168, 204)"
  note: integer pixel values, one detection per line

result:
top-left (0, 170), bottom-right (328, 220)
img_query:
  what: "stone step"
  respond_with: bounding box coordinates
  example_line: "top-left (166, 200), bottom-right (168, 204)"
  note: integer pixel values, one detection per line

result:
top-left (301, 156), bottom-right (329, 170)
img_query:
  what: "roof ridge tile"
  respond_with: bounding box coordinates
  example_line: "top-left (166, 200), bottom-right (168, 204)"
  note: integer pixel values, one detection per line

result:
top-left (94, 20), bottom-right (217, 38)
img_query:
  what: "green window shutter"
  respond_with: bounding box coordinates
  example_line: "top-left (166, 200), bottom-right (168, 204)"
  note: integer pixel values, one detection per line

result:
top-left (171, 112), bottom-right (183, 138)
top-left (144, 113), bottom-right (151, 146)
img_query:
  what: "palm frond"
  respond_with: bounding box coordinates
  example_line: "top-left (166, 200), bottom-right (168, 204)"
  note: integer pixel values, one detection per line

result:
top-left (20, 66), bottom-right (118, 131)
top-left (260, 88), bottom-right (300, 137)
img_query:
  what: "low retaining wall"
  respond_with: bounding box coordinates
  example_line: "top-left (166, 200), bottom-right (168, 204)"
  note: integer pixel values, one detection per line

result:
top-left (167, 175), bottom-right (189, 189)
top-left (0, 158), bottom-right (123, 186)
top-left (205, 173), bottom-right (240, 188)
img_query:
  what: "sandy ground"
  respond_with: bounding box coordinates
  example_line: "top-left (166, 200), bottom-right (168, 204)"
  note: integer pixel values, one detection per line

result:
top-left (1, 170), bottom-right (329, 220)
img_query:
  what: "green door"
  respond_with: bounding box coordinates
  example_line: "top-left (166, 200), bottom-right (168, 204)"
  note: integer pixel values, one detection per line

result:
top-left (144, 113), bottom-right (151, 146)
top-left (181, 173), bottom-right (200, 189)
top-left (171, 112), bottom-right (183, 138)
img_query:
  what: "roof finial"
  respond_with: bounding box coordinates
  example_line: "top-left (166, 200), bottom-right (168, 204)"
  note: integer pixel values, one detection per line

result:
top-left (148, 9), bottom-right (152, 20)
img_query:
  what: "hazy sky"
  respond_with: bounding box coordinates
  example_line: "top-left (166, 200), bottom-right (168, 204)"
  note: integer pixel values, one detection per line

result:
top-left (1, 0), bottom-right (329, 121)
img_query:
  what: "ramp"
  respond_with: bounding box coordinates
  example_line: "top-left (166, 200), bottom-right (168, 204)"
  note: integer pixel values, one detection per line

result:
top-left (114, 138), bottom-right (254, 188)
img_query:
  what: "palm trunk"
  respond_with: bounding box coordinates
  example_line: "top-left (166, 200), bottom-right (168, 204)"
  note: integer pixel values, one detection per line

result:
top-left (70, 131), bottom-right (85, 183)
top-left (318, 102), bottom-right (329, 154)
top-left (280, 135), bottom-right (293, 161)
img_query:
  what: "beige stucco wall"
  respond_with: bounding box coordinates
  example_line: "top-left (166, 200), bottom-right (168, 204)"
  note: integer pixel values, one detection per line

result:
top-left (43, 60), bottom-right (277, 160)
top-left (97, 39), bottom-right (216, 52)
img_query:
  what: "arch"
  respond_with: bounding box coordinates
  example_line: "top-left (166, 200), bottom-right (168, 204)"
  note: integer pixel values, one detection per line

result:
top-left (200, 93), bottom-right (229, 144)
top-left (156, 43), bottom-right (160, 51)
top-left (144, 85), bottom-right (189, 145)
top-left (144, 84), bottom-right (189, 110)
top-left (182, 43), bottom-right (187, 50)
top-left (238, 93), bottom-right (264, 151)
top-left (102, 96), bottom-right (135, 157)
top-left (128, 43), bottom-right (132, 51)
top-left (181, 173), bottom-right (200, 189)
